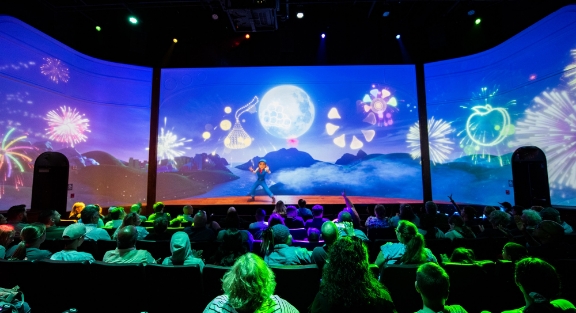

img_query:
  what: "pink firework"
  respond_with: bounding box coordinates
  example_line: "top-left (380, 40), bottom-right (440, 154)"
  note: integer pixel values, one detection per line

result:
top-left (45, 106), bottom-right (90, 147)
top-left (40, 57), bottom-right (70, 84)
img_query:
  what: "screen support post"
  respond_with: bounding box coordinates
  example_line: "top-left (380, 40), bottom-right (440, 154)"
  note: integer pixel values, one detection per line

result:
top-left (416, 63), bottom-right (432, 202)
top-left (146, 67), bottom-right (161, 215)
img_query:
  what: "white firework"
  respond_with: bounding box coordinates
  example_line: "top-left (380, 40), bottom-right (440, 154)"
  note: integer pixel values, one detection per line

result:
top-left (407, 117), bottom-right (455, 165)
top-left (156, 117), bottom-right (191, 162)
top-left (564, 49), bottom-right (576, 92)
top-left (512, 90), bottom-right (576, 188)
top-left (40, 57), bottom-right (69, 84)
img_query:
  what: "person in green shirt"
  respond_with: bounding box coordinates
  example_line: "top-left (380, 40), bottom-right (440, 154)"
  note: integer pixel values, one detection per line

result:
top-left (147, 202), bottom-right (171, 221)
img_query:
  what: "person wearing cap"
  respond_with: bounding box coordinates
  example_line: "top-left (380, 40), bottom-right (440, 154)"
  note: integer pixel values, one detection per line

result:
top-left (247, 159), bottom-right (276, 203)
top-left (50, 223), bottom-right (95, 262)
top-left (261, 224), bottom-right (312, 265)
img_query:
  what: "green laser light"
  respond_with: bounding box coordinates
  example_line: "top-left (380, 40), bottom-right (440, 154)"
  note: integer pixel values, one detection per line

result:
top-left (95, 26), bottom-right (101, 31)
top-left (129, 16), bottom-right (138, 24)
top-left (475, 18), bottom-right (481, 25)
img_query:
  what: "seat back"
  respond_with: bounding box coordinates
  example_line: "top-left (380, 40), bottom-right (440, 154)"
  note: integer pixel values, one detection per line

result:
top-left (552, 259), bottom-right (576, 303)
top-left (289, 228), bottom-right (307, 240)
top-left (0, 260), bottom-right (41, 309)
top-left (270, 264), bottom-right (320, 312)
top-left (192, 241), bottom-right (221, 261)
top-left (424, 238), bottom-right (453, 260)
top-left (136, 240), bottom-right (171, 260)
top-left (292, 240), bottom-right (324, 250)
top-left (90, 261), bottom-right (145, 312)
top-left (95, 239), bottom-right (118, 261)
top-left (367, 227), bottom-right (396, 240)
top-left (444, 262), bottom-right (493, 312)
top-left (494, 260), bottom-right (524, 312)
top-left (39, 239), bottom-right (66, 254)
top-left (35, 260), bottom-right (90, 312)
top-left (379, 264), bottom-right (421, 313)
top-left (202, 265), bottom-right (231, 308)
top-left (144, 264), bottom-right (203, 312)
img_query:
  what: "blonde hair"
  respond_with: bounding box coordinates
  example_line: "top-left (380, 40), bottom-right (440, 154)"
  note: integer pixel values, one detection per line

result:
top-left (70, 202), bottom-right (86, 218)
top-left (0, 225), bottom-right (15, 246)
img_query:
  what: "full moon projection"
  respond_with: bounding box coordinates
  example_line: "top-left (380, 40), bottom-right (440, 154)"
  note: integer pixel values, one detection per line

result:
top-left (259, 85), bottom-right (315, 139)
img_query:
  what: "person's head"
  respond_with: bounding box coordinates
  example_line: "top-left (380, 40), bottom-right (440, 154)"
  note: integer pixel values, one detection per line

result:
top-left (153, 217), bottom-right (169, 234)
top-left (338, 211), bottom-right (352, 223)
top-left (222, 253), bottom-right (276, 312)
top-left (396, 220), bottom-right (427, 264)
top-left (415, 263), bottom-right (450, 305)
top-left (0, 224), bottom-right (15, 247)
top-left (461, 206), bottom-right (476, 221)
top-left (399, 204), bottom-right (415, 221)
top-left (286, 206), bottom-right (298, 218)
top-left (108, 207), bottom-right (124, 220)
top-left (515, 258), bottom-right (560, 312)
top-left (321, 236), bottom-right (392, 309)
top-left (267, 213), bottom-right (284, 227)
top-left (261, 224), bottom-right (291, 255)
top-left (38, 210), bottom-right (61, 227)
top-left (80, 205), bottom-right (100, 225)
top-left (11, 223), bottom-right (46, 260)
top-left (449, 247), bottom-right (476, 264)
top-left (7, 205), bottom-right (27, 222)
top-left (307, 228), bottom-right (321, 242)
top-left (153, 202), bottom-right (165, 213)
top-left (274, 201), bottom-right (286, 215)
top-left (254, 209), bottom-right (266, 222)
top-left (424, 201), bottom-right (438, 215)
top-left (511, 205), bottom-right (525, 217)
top-left (183, 205), bottom-right (193, 215)
top-left (257, 159), bottom-right (267, 170)
top-left (489, 210), bottom-right (511, 228)
top-left (321, 221), bottom-right (339, 246)
top-left (117, 225), bottom-right (138, 249)
top-left (374, 204), bottom-right (386, 218)
top-left (225, 207), bottom-right (240, 229)
top-left (120, 212), bottom-right (142, 229)
top-left (0, 214), bottom-right (6, 224)
top-left (484, 206), bottom-right (497, 218)
top-left (502, 242), bottom-right (528, 262)
top-left (539, 207), bottom-right (562, 224)
top-left (193, 211), bottom-right (207, 228)
top-left (170, 231), bottom-right (193, 265)
top-left (298, 199), bottom-right (306, 208)
top-left (533, 220), bottom-right (564, 244)
top-left (70, 202), bottom-right (85, 217)
top-left (448, 215), bottom-right (465, 229)
top-left (312, 205), bottom-right (324, 218)
top-left (499, 201), bottom-right (513, 212)
top-left (130, 203), bottom-right (142, 215)
top-left (522, 209), bottom-right (542, 228)
top-left (62, 223), bottom-right (86, 249)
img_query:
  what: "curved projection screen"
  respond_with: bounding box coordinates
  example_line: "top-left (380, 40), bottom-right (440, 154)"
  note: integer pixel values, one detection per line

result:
top-left (425, 6), bottom-right (576, 206)
top-left (158, 66), bottom-right (422, 201)
top-left (0, 17), bottom-right (152, 209)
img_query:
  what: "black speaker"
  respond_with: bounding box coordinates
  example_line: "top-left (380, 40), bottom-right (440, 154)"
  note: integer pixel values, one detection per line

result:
top-left (511, 146), bottom-right (551, 208)
top-left (31, 152), bottom-right (69, 215)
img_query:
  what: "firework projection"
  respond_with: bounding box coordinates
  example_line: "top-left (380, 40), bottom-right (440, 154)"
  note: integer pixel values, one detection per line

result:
top-left (158, 66), bottom-right (421, 200)
top-left (40, 57), bottom-right (69, 84)
top-left (407, 117), bottom-right (455, 165)
top-left (424, 6), bottom-right (576, 206)
top-left (0, 128), bottom-right (35, 194)
top-left (152, 117), bottom-right (192, 162)
top-left (45, 106), bottom-right (90, 147)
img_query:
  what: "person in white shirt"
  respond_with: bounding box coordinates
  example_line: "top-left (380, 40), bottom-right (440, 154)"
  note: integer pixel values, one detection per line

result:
top-left (103, 225), bottom-right (156, 264)
top-left (415, 262), bottom-right (468, 313)
top-left (51, 223), bottom-right (95, 262)
top-left (79, 205), bottom-right (111, 241)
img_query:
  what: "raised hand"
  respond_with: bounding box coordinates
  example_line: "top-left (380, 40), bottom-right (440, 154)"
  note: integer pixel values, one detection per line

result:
top-left (249, 166), bottom-right (253, 172)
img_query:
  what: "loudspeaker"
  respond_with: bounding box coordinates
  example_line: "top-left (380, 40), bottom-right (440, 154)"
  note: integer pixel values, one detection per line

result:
top-left (511, 146), bottom-right (551, 208)
top-left (31, 152), bottom-right (69, 215)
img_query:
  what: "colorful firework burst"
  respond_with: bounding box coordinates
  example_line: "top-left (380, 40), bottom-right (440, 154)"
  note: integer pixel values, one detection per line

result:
top-left (40, 57), bottom-right (69, 84)
top-left (512, 90), bottom-right (576, 188)
top-left (407, 117), bottom-right (455, 165)
top-left (564, 49), bottom-right (576, 92)
top-left (357, 86), bottom-right (398, 127)
top-left (156, 117), bottom-right (192, 162)
top-left (45, 106), bottom-right (90, 147)
top-left (0, 128), bottom-right (35, 195)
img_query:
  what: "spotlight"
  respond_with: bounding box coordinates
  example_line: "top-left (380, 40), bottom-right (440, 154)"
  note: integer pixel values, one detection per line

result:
top-left (128, 16), bottom-right (138, 24)
top-left (475, 18), bottom-right (481, 25)
top-left (245, 34), bottom-right (250, 39)
top-left (212, 14), bottom-right (219, 20)
top-left (95, 26), bottom-right (101, 31)
top-left (468, 10), bottom-right (475, 16)
top-left (173, 38), bottom-right (178, 43)
top-left (383, 11), bottom-right (390, 17)
top-left (321, 33), bottom-right (326, 39)
top-left (396, 34), bottom-right (400, 39)
top-left (297, 12), bottom-right (304, 19)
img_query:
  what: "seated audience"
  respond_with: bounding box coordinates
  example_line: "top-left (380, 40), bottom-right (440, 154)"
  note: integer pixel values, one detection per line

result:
top-left (307, 228), bottom-right (321, 242)
top-left (415, 262), bottom-right (468, 313)
top-left (311, 221), bottom-right (339, 271)
top-left (103, 225), bottom-right (156, 264)
top-left (540, 207), bottom-right (573, 234)
top-left (216, 215), bottom-right (254, 251)
top-left (50, 223), bottom-right (95, 262)
top-left (147, 202), bottom-right (171, 221)
top-left (170, 205), bottom-right (194, 226)
top-left (481, 206), bottom-right (497, 230)
top-left (399, 203), bottom-right (420, 227)
top-left (365, 204), bottom-right (390, 229)
top-left (8, 223), bottom-right (51, 260)
top-left (162, 231), bottom-right (204, 270)
top-left (511, 205), bottom-right (525, 218)
top-left (273, 200), bottom-right (287, 218)
top-left (204, 253), bottom-right (298, 313)
top-left (375, 220), bottom-right (437, 267)
top-left (443, 247), bottom-right (477, 264)
top-left (499, 201), bottom-right (513, 213)
top-left (144, 217), bottom-right (171, 241)
top-left (502, 242), bottom-right (528, 263)
top-left (130, 203), bottom-right (147, 223)
top-left (461, 206), bottom-right (481, 227)
top-left (297, 198), bottom-right (313, 221)
top-left (444, 215), bottom-right (476, 241)
top-left (68, 202), bottom-right (85, 220)
top-left (521, 209), bottom-right (542, 233)
top-left (112, 213), bottom-right (149, 240)
top-left (248, 209), bottom-right (268, 230)
top-left (210, 229), bottom-right (248, 266)
top-left (220, 207), bottom-right (246, 229)
top-left (305, 205), bottom-right (329, 231)
top-left (341, 192), bottom-right (362, 229)
top-left (184, 211), bottom-right (216, 242)
top-left (268, 213), bottom-right (285, 227)
top-left (310, 236), bottom-right (396, 313)
top-left (521, 220), bottom-right (573, 261)
top-left (479, 210), bottom-right (512, 238)
top-left (262, 224), bottom-right (312, 265)
top-left (418, 213), bottom-right (446, 239)
top-left (0, 224), bottom-right (15, 259)
top-left (6, 204), bottom-right (28, 238)
top-left (104, 207), bottom-right (126, 229)
top-left (337, 211), bottom-right (368, 241)
top-left (389, 206), bottom-right (401, 227)
top-left (79, 205), bottom-right (111, 241)
top-left (0, 213), bottom-right (6, 224)
top-left (284, 206), bottom-right (305, 229)
top-left (38, 210), bottom-right (65, 240)
top-left (424, 201), bottom-right (450, 232)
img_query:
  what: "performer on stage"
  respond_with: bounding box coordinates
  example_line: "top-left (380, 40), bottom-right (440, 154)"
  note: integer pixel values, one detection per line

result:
top-left (248, 159), bottom-right (276, 203)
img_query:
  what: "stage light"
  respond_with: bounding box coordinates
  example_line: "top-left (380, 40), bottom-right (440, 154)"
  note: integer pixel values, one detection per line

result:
top-left (468, 10), bottom-right (475, 16)
top-left (383, 11), bottom-right (390, 17)
top-left (396, 34), bottom-right (400, 39)
top-left (321, 33), bottom-right (326, 39)
top-left (95, 26), bottom-right (101, 31)
top-left (297, 12), bottom-right (304, 18)
top-left (245, 34), bottom-right (250, 39)
top-left (475, 18), bottom-right (481, 25)
top-left (173, 38), bottom-right (178, 43)
top-left (128, 16), bottom-right (138, 24)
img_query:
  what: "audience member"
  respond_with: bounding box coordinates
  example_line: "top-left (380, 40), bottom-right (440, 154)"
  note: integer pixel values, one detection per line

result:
top-left (365, 204), bottom-right (390, 229)
top-left (220, 207), bottom-right (246, 230)
top-left (162, 231), bottom-right (204, 270)
top-left (479, 210), bottom-right (512, 238)
top-left (305, 205), bottom-right (329, 231)
top-left (104, 207), bottom-right (126, 229)
top-left (418, 214), bottom-right (446, 239)
top-left (210, 229), bottom-right (248, 266)
top-left (341, 192), bottom-right (362, 229)
top-left (540, 207), bottom-right (573, 234)
top-left (0, 213), bottom-right (7, 224)
top-left (248, 209), bottom-right (268, 230)
top-left (112, 212), bottom-right (149, 240)
top-left (398, 203), bottom-right (420, 227)
top-left (68, 202), bottom-right (85, 220)
top-left (311, 221), bottom-right (339, 271)
top-left (147, 202), bottom-right (171, 221)
top-left (170, 205), bottom-right (194, 226)
top-left (307, 228), bottom-right (321, 242)
top-left (204, 253), bottom-right (298, 313)
top-left (267, 213), bottom-right (285, 228)
top-left (216, 213), bottom-right (254, 251)
top-left (521, 209), bottom-right (542, 232)
top-left (444, 215), bottom-right (476, 241)
top-left (337, 211), bottom-right (368, 241)
top-left (461, 206), bottom-right (480, 227)
top-left (262, 224), bottom-right (312, 265)
top-left (375, 220), bottom-right (437, 267)
top-left (424, 201), bottom-right (450, 232)
top-left (415, 262), bottom-right (468, 313)
top-left (79, 205), bottom-right (111, 241)
top-left (273, 200), bottom-right (287, 217)
top-left (50, 223), bottom-right (95, 262)
top-left (447, 247), bottom-right (476, 264)
top-left (0, 224), bottom-right (15, 259)
top-left (103, 225), bottom-right (156, 264)
top-left (8, 223), bottom-right (51, 260)
top-left (297, 198), bottom-right (313, 221)
top-left (284, 206), bottom-right (305, 229)
top-left (502, 242), bottom-right (527, 263)
top-left (482, 206), bottom-right (497, 230)
top-left (144, 217), bottom-right (171, 241)
top-left (499, 201), bottom-right (513, 213)
top-left (184, 211), bottom-right (216, 242)
top-left (38, 210), bottom-right (65, 240)
top-left (510, 205), bottom-right (525, 218)
top-left (521, 220), bottom-right (573, 261)
top-left (130, 203), bottom-right (147, 223)
top-left (389, 206), bottom-right (401, 227)
top-left (310, 236), bottom-right (396, 313)
top-left (6, 204), bottom-right (28, 238)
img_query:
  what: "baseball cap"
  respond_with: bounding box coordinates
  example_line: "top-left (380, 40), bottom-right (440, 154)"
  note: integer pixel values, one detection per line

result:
top-left (62, 223), bottom-right (86, 240)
